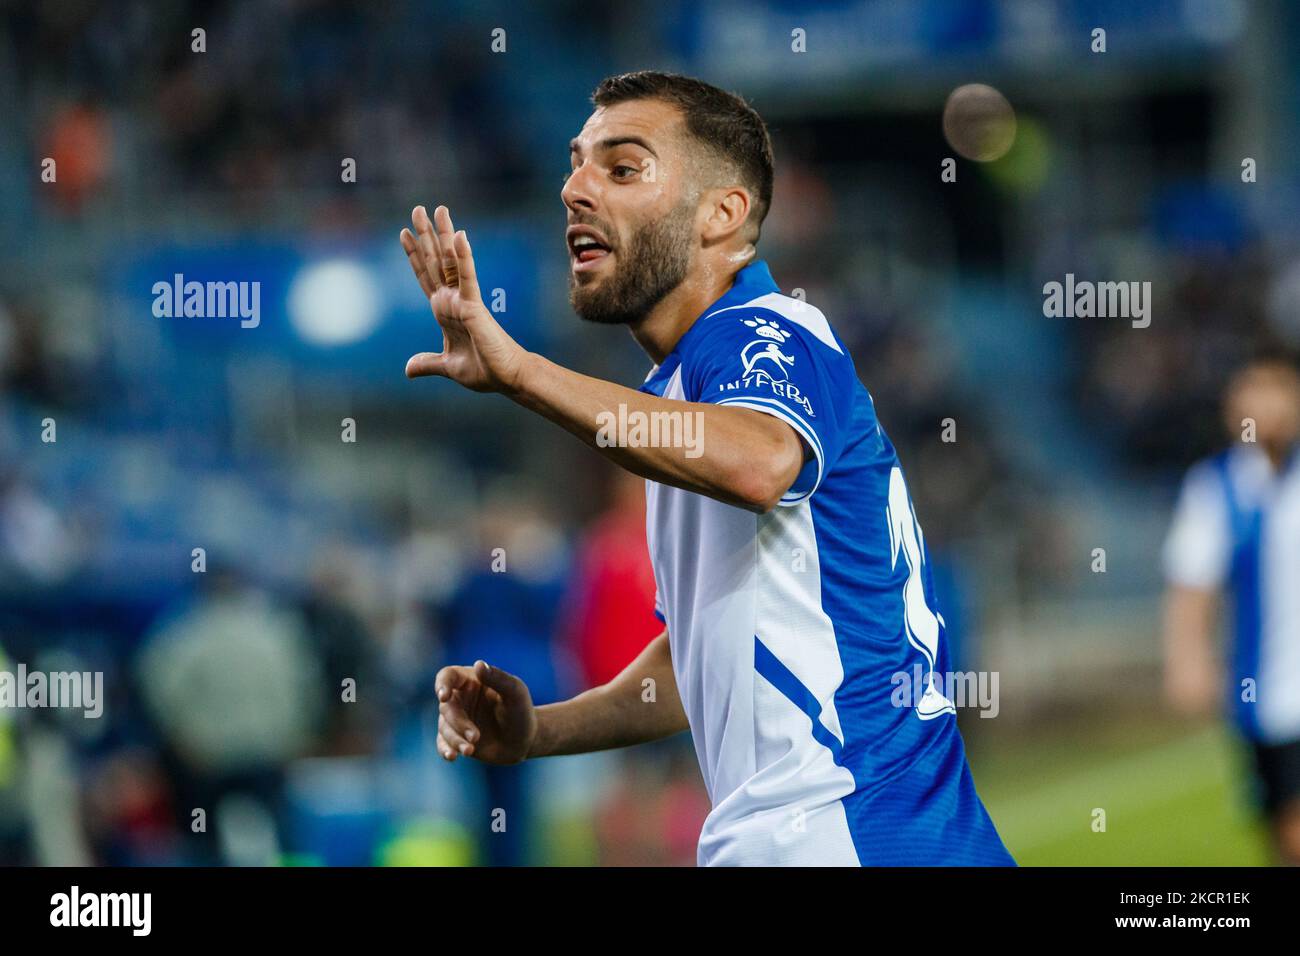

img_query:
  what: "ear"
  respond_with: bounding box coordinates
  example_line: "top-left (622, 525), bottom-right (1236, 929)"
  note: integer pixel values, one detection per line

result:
top-left (700, 186), bottom-right (752, 245)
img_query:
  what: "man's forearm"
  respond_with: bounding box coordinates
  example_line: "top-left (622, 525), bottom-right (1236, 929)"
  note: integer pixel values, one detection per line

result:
top-left (528, 630), bottom-right (687, 758)
top-left (509, 352), bottom-right (801, 513)
top-left (1162, 586), bottom-right (1218, 664)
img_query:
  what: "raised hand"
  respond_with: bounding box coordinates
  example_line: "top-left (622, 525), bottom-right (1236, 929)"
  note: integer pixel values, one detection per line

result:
top-left (400, 205), bottom-right (530, 394)
top-left (434, 660), bottom-right (538, 765)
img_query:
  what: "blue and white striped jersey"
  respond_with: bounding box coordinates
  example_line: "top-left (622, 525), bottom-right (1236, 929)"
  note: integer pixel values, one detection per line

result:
top-left (639, 260), bottom-right (1013, 866)
top-left (1164, 445), bottom-right (1300, 744)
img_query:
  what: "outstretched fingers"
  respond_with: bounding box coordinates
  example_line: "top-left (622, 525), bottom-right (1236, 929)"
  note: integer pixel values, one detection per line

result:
top-left (450, 229), bottom-right (482, 305)
top-left (404, 204), bottom-right (495, 384)
top-left (411, 205), bottom-right (446, 297)
top-left (399, 227), bottom-right (436, 298)
top-left (432, 205), bottom-right (460, 287)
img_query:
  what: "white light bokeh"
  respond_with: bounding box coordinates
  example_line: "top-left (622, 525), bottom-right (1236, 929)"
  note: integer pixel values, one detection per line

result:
top-left (288, 259), bottom-right (383, 346)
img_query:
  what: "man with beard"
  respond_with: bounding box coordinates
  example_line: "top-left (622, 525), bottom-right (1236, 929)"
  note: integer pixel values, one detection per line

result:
top-left (399, 71), bottom-right (1012, 866)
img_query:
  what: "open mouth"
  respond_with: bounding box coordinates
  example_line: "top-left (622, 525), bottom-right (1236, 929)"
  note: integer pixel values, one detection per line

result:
top-left (567, 226), bottom-right (613, 271)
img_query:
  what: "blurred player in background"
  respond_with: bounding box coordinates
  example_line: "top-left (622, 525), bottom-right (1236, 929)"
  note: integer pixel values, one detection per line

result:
top-left (402, 71), bottom-right (1012, 865)
top-left (1162, 354), bottom-right (1300, 864)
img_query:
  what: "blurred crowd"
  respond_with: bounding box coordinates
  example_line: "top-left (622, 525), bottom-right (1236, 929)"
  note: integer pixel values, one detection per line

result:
top-left (0, 457), bottom-right (712, 865)
top-left (1074, 246), bottom-right (1300, 474)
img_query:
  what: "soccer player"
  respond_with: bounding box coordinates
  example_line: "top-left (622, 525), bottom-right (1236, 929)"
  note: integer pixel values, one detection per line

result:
top-left (1162, 354), bottom-right (1300, 864)
top-left (399, 71), bottom-right (1013, 866)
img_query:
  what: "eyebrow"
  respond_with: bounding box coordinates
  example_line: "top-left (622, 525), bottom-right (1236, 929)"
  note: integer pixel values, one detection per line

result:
top-left (569, 135), bottom-right (659, 158)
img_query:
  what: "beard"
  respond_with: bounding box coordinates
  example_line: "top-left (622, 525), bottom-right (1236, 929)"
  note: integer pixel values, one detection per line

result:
top-left (568, 198), bottom-right (695, 326)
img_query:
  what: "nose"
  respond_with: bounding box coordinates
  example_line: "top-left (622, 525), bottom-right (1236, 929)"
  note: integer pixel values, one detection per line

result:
top-left (561, 160), bottom-right (598, 215)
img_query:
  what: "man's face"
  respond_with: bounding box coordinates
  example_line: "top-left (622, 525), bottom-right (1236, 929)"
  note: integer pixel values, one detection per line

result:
top-left (1225, 365), bottom-right (1300, 447)
top-left (563, 99), bottom-right (699, 325)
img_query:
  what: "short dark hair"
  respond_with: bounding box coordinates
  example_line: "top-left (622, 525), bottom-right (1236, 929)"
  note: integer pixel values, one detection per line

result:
top-left (1233, 344), bottom-right (1300, 378)
top-left (592, 71), bottom-right (775, 243)
top-left (1226, 346), bottom-right (1300, 396)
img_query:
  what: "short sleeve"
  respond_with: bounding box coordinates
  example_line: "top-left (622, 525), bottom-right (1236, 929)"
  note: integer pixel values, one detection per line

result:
top-left (682, 308), bottom-right (854, 505)
top-left (1163, 462), bottom-right (1232, 589)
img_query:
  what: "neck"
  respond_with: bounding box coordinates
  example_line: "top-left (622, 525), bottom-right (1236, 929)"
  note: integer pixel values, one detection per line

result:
top-left (1261, 439), bottom-right (1297, 471)
top-left (628, 247), bottom-right (755, 365)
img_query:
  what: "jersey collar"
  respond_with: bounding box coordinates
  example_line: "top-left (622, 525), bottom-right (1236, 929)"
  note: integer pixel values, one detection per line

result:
top-left (640, 260), bottom-right (779, 395)
top-left (700, 259), bottom-right (780, 319)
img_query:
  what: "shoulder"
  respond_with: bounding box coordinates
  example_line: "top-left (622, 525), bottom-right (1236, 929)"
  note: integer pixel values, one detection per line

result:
top-left (1180, 454), bottom-right (1229, 493)
top-left (1186, 453), bottom-right (1229, 485)
top-left (695, 291), bottom-right (847, 357)
top-left (676, 292), bottom-right (852, 388)
top-left (1174, 454), bottom-right (1231, 518)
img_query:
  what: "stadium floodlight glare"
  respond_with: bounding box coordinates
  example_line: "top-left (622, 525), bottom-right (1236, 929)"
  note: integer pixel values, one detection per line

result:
top-left (288, 258), bottom-right (383, 346)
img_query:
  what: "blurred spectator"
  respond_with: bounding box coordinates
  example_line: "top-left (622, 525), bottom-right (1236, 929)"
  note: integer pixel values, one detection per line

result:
top-left (135, 571), bottom-right (324, 864)
top-left (301, 550), bottom-right (384, 756)
top-left (38, 101), bottom-right (112, 213)
top-left (437, 484), bottom-right (569, 865)
top-left (561, 469), bottom-right (660, 690)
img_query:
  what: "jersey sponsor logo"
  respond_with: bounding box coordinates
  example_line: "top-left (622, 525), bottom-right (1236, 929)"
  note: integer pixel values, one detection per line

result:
top-left (715, 374), bottom-right (815, 417)
top-left (739, 316), bottom-right (795, 380)
top-left (716, 316), bottom-right (815, 416)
